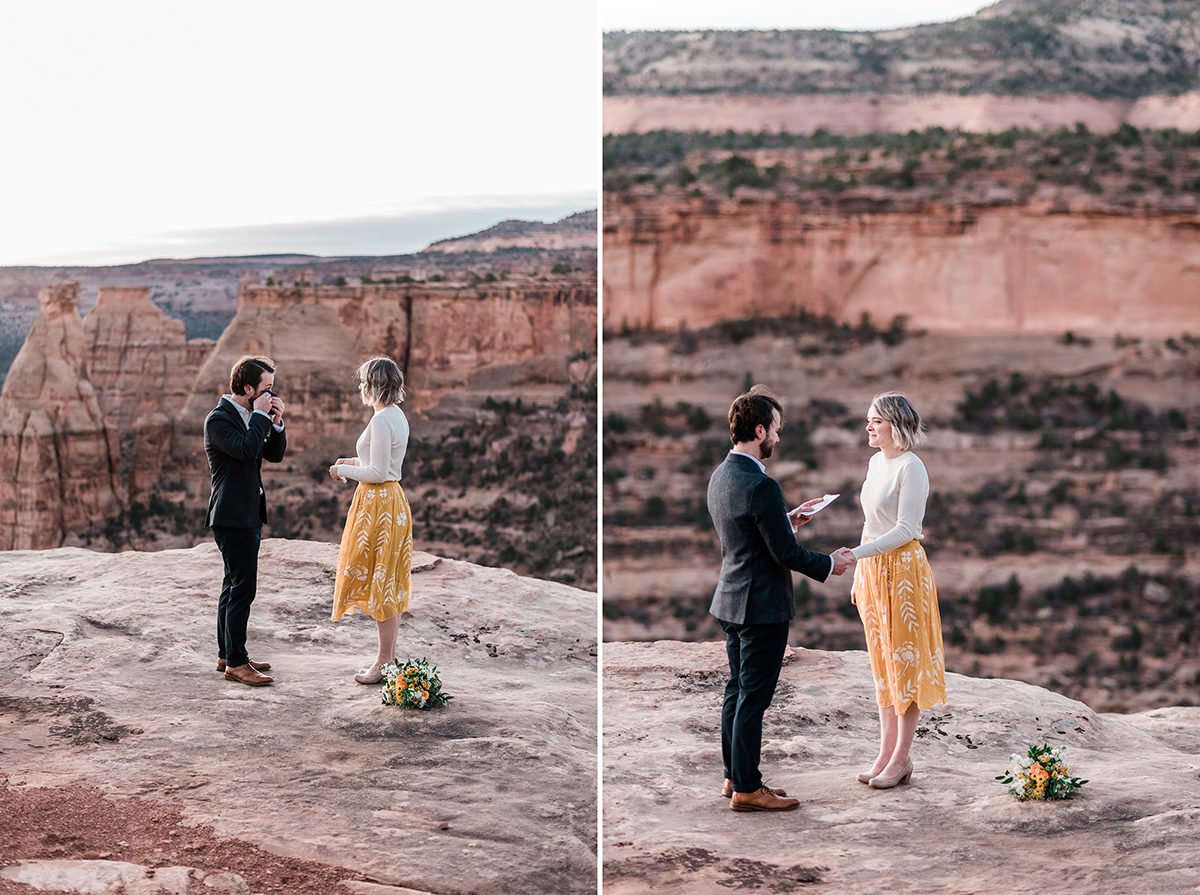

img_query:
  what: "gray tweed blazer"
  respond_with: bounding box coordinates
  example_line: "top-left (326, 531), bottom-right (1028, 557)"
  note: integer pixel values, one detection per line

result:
top-left (707, 453), bottom-right (832, 625)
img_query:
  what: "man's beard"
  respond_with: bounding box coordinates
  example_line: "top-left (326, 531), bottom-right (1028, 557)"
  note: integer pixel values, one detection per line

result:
top-left (760, 439), bottom-right (775, 459)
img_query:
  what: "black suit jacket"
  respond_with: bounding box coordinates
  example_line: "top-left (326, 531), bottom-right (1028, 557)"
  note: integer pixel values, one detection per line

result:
top-left (707, 453), bottom-right (832, 625)
top-left (204, 398), bottom-right (287, 528)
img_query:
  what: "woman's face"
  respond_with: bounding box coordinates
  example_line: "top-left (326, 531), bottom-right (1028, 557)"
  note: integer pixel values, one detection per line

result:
top-left (357, 376), bottom-right (372, 407)
top-left (865, 405), bottom-right (895, 449)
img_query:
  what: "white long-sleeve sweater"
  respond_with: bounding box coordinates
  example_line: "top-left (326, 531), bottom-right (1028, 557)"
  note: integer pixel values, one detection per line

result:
top-left (334, 406), bottom-right (409, 483)
top-left (851, 450), bottom-right (929, 560)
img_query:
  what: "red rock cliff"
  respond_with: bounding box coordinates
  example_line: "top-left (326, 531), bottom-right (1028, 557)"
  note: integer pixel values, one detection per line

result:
top-left (0, 285), bottom-right (124, 549)
top-left (603, 195), bottom-right (1200, 335)
top-left (1, 275), bottom-right (596, 552)
top-left (82, 287), bottom-right (208, 500)
top-left (177, 277), bottom-right (597, 455)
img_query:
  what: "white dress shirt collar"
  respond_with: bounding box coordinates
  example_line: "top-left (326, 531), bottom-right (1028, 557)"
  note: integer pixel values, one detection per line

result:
top-left (728, 449), bottom-right (766, 474)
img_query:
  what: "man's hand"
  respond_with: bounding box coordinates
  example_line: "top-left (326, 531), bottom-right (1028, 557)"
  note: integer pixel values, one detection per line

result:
top-left (830, 547), bottom-right (857, 577)
top-left (252, 392), bottom-right (274, 415)
top-left (269, 396), bottom-right (285, 425)
top-left (788, 507), bottom-right (812, 529)
top-left (788, 497), bottom-right (825, 530)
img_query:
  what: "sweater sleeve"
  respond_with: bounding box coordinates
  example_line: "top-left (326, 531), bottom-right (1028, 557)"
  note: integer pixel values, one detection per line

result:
top-left (337, 415), bottom-right (393, 483)
top-left (852, 458), bottom-right (929, 560)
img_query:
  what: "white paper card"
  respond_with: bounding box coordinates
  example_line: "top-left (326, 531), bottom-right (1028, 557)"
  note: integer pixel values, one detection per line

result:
top-left (793, 493), bottom-right (840, 517)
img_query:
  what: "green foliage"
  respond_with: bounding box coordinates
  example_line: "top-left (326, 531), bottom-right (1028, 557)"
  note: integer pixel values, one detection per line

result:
top-left (976, 574), bottom-right (1022, 624)
top-left (603, 126), bottom-right (1200, 205)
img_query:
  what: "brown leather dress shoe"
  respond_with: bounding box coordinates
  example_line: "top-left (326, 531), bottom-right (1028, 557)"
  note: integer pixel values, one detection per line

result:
top-left (730, 786), bottom-right (800, 812)
top-left (217, 658), bottom-right (271, 672)
top-left (224, 664), bottom-right (274, 686)
top-left (723, 779), bottom-right (787, 799)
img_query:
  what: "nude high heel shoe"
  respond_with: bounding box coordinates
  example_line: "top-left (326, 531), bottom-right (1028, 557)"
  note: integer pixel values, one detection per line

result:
top-left (354, 666), bottom-right (384, 684)
top-left (868, 759), bottom-right (913, 789)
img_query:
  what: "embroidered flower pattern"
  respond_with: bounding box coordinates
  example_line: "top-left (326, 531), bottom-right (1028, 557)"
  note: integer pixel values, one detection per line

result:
top-left (852, 539), bottom-right (947, 714)
top-left (332, 481), bottom-right (413, 622)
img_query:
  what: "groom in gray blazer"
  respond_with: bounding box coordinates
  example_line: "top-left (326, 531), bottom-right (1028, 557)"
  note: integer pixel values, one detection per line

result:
top-left (708, 385), bottom-right (854, 812)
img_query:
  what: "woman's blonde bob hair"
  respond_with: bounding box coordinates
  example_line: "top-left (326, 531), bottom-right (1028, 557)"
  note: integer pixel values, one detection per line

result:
top-left (357, 356), bottom-right (406, 407)
top-left (869, 392), bottom-right (927, 451)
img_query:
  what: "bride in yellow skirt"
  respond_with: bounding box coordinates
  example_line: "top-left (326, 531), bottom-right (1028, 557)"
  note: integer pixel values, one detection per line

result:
top-left (328, 356), bottom-right (413, 684)
top-left (848, 392), bottom-right (947, 789)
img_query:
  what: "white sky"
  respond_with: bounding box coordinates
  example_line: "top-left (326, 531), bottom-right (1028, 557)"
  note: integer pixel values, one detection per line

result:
top-left (0, 2), bottom-right (599, 265)
top-left (603, 0), bottom-right (997, 32)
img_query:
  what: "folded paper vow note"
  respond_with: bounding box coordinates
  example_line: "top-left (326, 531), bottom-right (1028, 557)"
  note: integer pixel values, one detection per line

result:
top-left (793, 493), bottom-right (840, 517)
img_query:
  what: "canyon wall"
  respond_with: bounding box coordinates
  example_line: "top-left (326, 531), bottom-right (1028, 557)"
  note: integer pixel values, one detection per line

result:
top-left (177, 278), bottom-right (596, 456)
top-left (0, 285), bottom-right (124, 549)
top-left (603, 196), bottom-right (1200, 335)
top-left (603, 92), bottom-right (1200, 136)
top-left (1, 276), bottom-right (597, 553)
top-left (83, 287), bottom-right (212, 501)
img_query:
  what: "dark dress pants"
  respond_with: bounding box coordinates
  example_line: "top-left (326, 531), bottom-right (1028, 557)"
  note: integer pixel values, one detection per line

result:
top-left (212, 525), bottom-right (261, 667)
top-left (720, 619), bottom-right (791, 794)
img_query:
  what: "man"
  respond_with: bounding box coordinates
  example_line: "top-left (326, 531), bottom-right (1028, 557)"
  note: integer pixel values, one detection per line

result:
top-left (708, 385), bottom-right (855, 812)
top-left (205, 355), bottom-right (287, 687)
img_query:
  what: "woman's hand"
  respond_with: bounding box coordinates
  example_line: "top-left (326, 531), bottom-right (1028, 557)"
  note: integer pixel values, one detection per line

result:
top-left (328, 463), bottom-right (344, 482)
top-left (335, 457), bottom-right (357, 466)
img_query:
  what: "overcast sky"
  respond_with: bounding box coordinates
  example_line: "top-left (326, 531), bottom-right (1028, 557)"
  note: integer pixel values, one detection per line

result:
top-left (0, 2), bottom-right (599, 265)
top-left (603, 0), bottom-right (997, 32)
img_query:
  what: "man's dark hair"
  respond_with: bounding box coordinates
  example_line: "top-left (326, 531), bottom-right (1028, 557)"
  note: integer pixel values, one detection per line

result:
top-left (229, 355), bottom-right (276, 396)
top-left (728, 385), bottom-right (783, 444)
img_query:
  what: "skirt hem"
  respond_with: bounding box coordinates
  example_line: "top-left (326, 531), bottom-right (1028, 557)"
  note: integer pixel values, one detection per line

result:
top-left (331, 602), bottom-right (405, 623)
top-left (878, 695), bottom-right (949, 716)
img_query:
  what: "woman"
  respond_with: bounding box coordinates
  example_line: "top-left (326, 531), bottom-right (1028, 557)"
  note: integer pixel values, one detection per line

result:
top-left (329, 356), bottom-right (413, 684)
top-left (849, 392), bottom-right (946, 789)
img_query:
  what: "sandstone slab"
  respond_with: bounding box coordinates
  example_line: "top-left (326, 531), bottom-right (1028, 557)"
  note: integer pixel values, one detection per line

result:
top-left (603, 640), bottom-right (1200, 894)
top-left (0, 540), bottom-right (597, 895)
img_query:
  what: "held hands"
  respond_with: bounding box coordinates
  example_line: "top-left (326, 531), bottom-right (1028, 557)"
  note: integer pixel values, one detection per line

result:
top-left (830, 547), bottom-right (857, 577)
top-left (329, 457), bottom-right (357, 482)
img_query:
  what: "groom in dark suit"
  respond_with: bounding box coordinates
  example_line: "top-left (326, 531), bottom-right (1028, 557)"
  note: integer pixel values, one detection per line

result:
top-left (204, 355), bottom-right (287, 687)
top-left (708, 385), bottom-right (854, 812)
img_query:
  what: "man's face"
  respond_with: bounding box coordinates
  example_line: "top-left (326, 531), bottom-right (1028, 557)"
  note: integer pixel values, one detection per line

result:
top-left (758, 409), bottom-right (781, 459)
top-left (245, 371), bottom-right (275, 399)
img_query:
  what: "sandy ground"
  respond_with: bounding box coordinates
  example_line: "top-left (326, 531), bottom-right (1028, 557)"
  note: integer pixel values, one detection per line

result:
top-left (603, 640), bottom-right (1200, 895)
top-left (0, 539), bottom-right (598, 895)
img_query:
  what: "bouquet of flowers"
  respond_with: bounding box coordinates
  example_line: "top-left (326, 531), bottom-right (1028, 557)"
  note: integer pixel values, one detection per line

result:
top-left (996, 744), bottom-right (1087, 801)
top-left (380, 658), bottom-right (452, 709)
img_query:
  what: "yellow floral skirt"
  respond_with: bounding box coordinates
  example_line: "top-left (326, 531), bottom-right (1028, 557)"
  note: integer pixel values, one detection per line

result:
top-left (852, 539), bottom-right (947, 715)
top-left (332, 482), bottom-right (412, 622)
